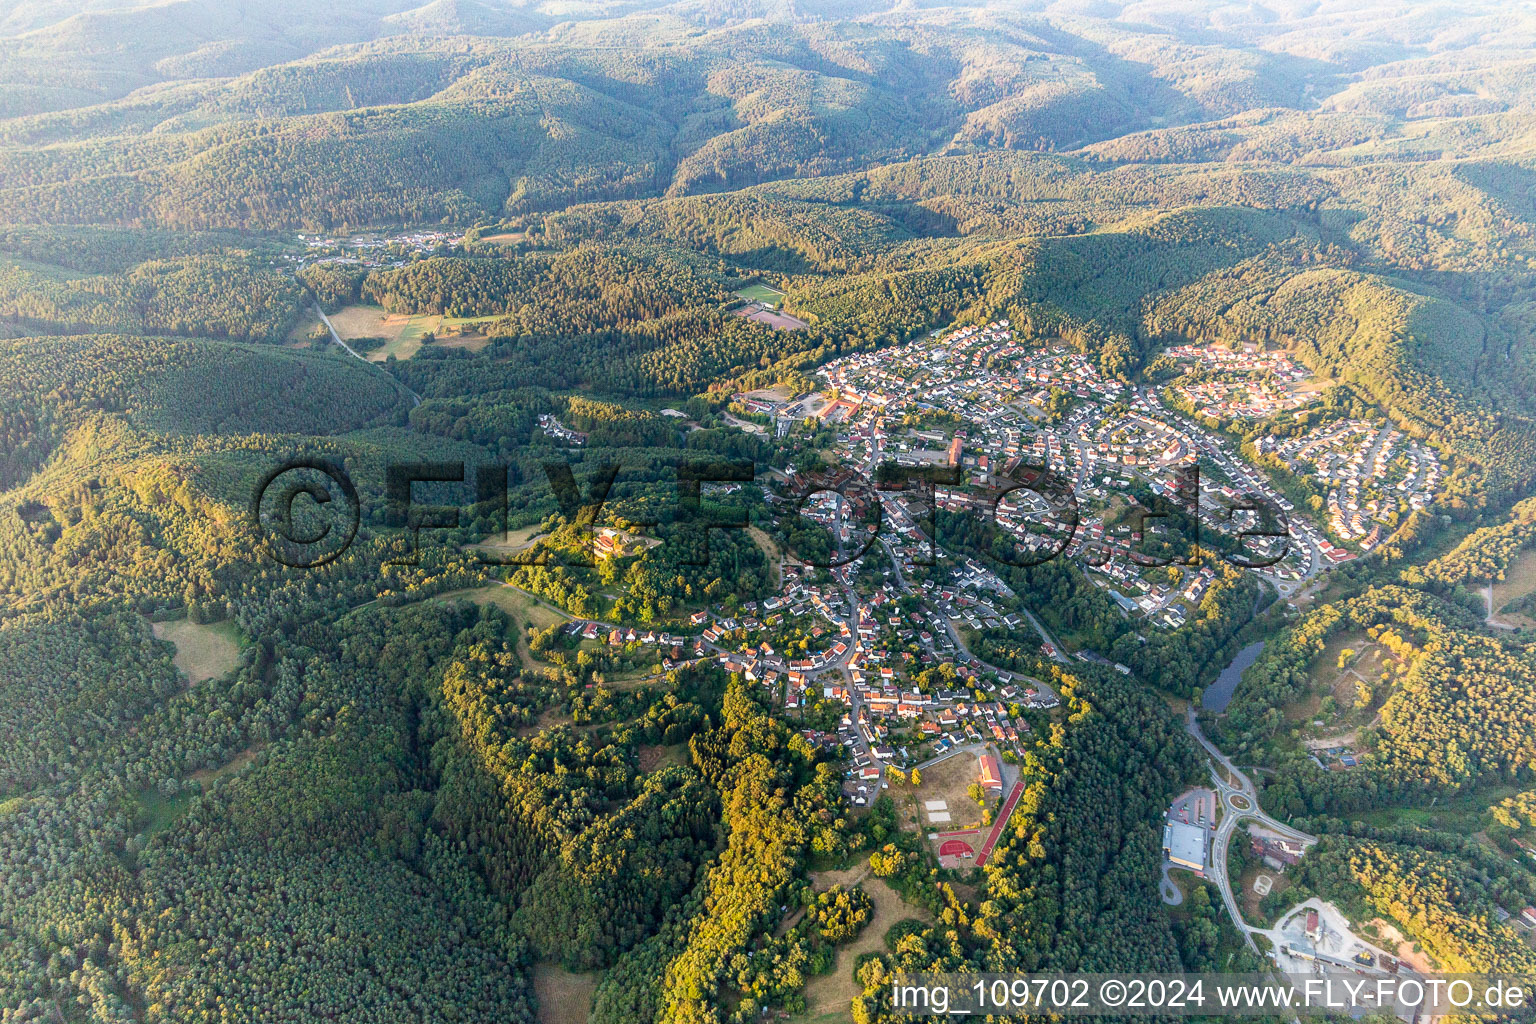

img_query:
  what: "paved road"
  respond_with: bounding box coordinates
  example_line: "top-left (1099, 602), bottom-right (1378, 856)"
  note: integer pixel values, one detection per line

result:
top-left (1020, 607), bottom-right (1069, 662)
top-left (1485, 582), bottom-right (1518, 631)
top-left (911, 741), bottom-right (986, 772)
top-left (1159, 863), bottom-right (1184, 906)
top-left (313, 303), bottom-right (422, 409)
top-left (1186, 708), bottom-right (1316, 952)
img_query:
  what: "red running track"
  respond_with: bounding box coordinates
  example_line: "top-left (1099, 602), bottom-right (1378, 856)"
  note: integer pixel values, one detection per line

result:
top-left (975, 780), bottom-right (1024, 867)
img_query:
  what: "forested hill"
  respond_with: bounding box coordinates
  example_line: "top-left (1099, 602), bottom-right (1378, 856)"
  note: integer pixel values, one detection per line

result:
top-left (6, 3), bottom-right (1536, 1024)
top-left (1, 0), bottom-right (1531, 495)
top-left (0, 1), bottom-right (1531, 228)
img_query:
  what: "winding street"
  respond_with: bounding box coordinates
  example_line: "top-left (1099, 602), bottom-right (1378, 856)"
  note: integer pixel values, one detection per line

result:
top-left (1186, 708), bottom-right (1316, 952)
top-left (313, 302), bottom-right (422, 409)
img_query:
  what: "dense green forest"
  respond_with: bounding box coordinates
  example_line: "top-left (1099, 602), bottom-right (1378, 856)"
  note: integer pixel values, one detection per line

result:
top-left (6, 0), bottom-right (1536, 1021)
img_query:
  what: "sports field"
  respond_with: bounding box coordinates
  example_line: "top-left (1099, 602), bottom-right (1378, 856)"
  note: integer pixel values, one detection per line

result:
top-left (734, 283), bottom-right (785, 305)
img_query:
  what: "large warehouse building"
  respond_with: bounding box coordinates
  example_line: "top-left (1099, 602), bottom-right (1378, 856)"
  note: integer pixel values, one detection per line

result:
top-left (1163, 821), bottom-right (1208, 874)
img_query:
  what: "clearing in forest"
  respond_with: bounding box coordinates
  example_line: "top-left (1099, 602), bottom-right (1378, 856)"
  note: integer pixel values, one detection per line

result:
top-left (531, 963), bottom-right (598, 1024)
top-left (151, 618), bottom-right (242, 685)
top-left (735, 305), bottom-right (809, 330)
top-left (443, 584), bottom-right (569, 630)
top-left (1284, 630), bottom-right (1398, 738)
top-left (637, 743), bottom-right (689, 774)
top-left (465, 524), bottom-right (547, 558)
top-left (796, 863), bottom-right (932, 1020)
top-left (1490, 548), bottom-right (1536, 629)
top-left (189, 744), bottom-right (264, 786)
top-left (734, 283), bottom-right (785, 305)
top-left (438, 584), bottom-right (570, 672)
top-left (326, 304), bottom-right (493, 361)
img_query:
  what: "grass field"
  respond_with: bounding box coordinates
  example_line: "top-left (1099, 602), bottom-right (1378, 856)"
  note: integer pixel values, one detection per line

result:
top-left (1354, 784), bottom-right (1521, 836)
top-left (531, 963), bottom-right (597, 1024)
top-left (901, 751), bottom-right (985, 834)
top-left (734, 283), bottom-right (785, 305)
top-left (325, 304), bottom-right (493, 361)
top-left (1283, 630), bottom-right (1395, 739)
top-left (795, 865), bottom-right (930, 1021)
top-left (151, 618), bottom-right (243, 685)
top-left (637, 743), bottom-right (689, 774)
top-left (441, 584), bottom-right (569, 629)
top-left (132, 786), bottom-right (196, 836)
top-left (747, 526), bottom-right (782, 589)
top-left (1491, 548), bottom-right (1536, 628)
top-left (437, 584), bottom-right (570, 672)
top-left (465, 524), bottom-right (546, 558)
top-left (1238, 863), bottom-right (1291, 926)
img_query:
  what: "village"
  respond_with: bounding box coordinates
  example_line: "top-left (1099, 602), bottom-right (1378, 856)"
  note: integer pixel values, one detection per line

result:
top-left (795, 321), bottom-right (1418, 622)
top-left (527, 318), bottom-right (1446, 853)
top-left (290, 228), bottom-right (465, 270)
top-left (1254, 420), bottom-right (1441, 547)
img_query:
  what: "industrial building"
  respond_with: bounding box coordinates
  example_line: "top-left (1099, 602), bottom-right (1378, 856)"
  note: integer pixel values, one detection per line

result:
top-left (1163, 821), bottom-right (1207, 874)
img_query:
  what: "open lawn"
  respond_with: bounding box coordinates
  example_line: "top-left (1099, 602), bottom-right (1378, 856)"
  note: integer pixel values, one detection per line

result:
top-left (531, 963), bottom-right (597, 1024)
top-left (151, 618), bottom-right (243, 685)
top-left (795, 863), bottom-right (930, 1021)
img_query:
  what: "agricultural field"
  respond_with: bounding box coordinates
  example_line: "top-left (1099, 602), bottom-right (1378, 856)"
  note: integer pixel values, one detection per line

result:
top-left (325, 304), bottom-right (493, 361)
